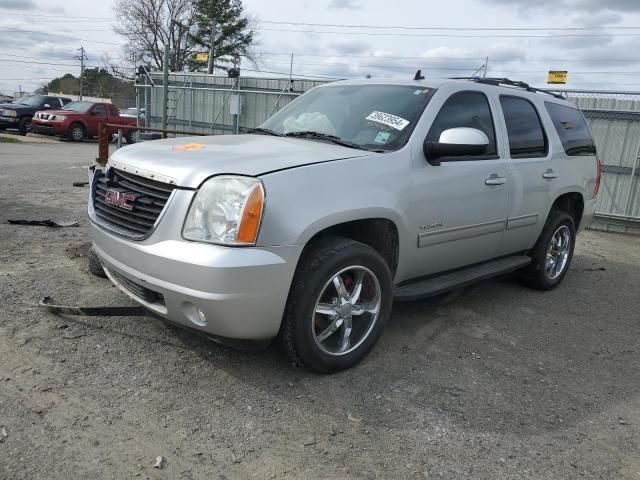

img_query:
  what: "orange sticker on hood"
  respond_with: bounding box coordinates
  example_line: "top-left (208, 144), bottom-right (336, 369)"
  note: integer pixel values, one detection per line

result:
top-left (172, 143), bottom-right (205, 152)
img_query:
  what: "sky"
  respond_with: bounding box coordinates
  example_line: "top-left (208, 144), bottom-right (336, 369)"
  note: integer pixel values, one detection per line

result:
top-left (2, 0), bottom-right (640, 95)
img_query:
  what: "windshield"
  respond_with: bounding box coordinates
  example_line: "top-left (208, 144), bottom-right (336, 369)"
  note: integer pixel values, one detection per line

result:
top-left (16, 95), bottom-right (44, 107)
top-left (260, 84), bottom-right (434, 151)
top-left (62, 101), bottom-right (93, 113)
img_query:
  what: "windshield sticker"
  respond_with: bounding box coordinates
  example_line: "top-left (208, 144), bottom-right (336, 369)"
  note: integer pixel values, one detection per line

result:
top-left (365, 111), bottom-right (410, 131)
top-left (172, 143), bottom-right (205, 152)
top-left (374, 132), bottom-right (391, 144)
top-left (414, 89), bottom-right (423, 95)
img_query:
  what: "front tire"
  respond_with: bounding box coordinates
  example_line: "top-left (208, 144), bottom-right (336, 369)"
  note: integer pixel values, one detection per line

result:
top-left (88, 246), bottom-right (107, 278)
top-left (278, 237), bottom-right (393, 373)
top-left (18, 117), bottom-right (31, 135)
top-left (520, 210), bottom-right (576, 290)
top-left (67, 123), bottom-right (85, 142)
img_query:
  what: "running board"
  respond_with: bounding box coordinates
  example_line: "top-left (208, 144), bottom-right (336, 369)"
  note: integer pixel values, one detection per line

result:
top-left (393, 255), bottom-right (532, 302)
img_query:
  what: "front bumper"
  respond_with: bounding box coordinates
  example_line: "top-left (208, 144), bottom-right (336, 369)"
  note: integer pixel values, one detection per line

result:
top-left (89, 178), bottom-right (303, 340)
top-left (0, 116), bottom-right (19, 126)
top-left (31, 121), bottom-right (65, 135)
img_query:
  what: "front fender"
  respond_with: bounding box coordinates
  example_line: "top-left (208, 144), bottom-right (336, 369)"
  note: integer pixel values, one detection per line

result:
top-left (257, 152), bottom-right (411, 248)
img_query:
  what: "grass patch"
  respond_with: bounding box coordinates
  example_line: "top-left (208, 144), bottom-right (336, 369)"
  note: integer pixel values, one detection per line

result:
top-left (0, 136), bottom-right (21, 143)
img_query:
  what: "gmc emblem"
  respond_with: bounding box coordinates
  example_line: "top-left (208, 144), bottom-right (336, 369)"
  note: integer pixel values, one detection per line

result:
top-left (104, 190), bottom-right (135, 211)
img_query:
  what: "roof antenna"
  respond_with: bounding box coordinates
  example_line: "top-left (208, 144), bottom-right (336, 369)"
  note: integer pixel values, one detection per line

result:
top-left (414, 69), bottom-right (425, 81)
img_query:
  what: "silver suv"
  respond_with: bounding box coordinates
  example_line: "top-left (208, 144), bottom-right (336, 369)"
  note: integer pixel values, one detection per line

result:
top-left (88, 77), bottom-right (600, 372)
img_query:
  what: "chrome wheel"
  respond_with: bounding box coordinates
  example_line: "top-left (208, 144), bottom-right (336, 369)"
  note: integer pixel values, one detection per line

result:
top-left (545, 225), bottom-right (571, 280)
top-left (71, 126), bottom-right (84, 141)
top-left (312, 265), bottom-right (381, 356)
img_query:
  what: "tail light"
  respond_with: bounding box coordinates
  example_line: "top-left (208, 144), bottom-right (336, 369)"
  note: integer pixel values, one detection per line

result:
top-left (593, 157), bottom-right (602, 198)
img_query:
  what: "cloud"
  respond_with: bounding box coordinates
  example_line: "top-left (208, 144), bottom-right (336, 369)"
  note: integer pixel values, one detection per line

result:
top-left (327, 0), bottom-right (362, 9)
top-left (327, 40), bottom-right (371, 55)
top-left (482, 0), bottom-right (640, 13)
top-left (0, 0), bottom-right (36, 10)
top-left (573, 10), bottom-right (623, 27)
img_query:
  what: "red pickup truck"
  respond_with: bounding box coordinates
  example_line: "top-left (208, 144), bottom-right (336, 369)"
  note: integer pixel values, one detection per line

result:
top-left (31, 101), bottom-right (139, 143)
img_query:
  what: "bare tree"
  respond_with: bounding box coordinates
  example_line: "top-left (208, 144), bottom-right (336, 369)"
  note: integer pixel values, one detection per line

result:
top-left (112, 0), bottom-right (197, 73)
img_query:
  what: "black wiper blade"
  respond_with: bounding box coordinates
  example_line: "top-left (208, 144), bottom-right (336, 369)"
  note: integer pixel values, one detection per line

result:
top-left (248, 127), bottom-right (284, 137)
top-left (284, 131), bottom-right (369, 151)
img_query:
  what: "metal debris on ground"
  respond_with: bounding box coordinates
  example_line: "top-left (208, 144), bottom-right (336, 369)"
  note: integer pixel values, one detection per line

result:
top-left (153, 456), bottom-right (164, 469)
top-left (7, 219), bottom-right (79, 228)
top-left (39, 296), bottom-right (147, 317)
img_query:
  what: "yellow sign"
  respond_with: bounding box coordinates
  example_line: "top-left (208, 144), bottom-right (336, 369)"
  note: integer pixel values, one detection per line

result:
top-left (195, 52), bottom-right (209, 62)
top-left (548, 71), bottom-right (568, 84)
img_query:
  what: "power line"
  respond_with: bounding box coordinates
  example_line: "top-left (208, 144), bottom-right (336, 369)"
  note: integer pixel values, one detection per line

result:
top-left (0, 28), bottom-right (122, 45)
top-left (258, 27), bottom-right (640, 38)
top-left (260, 20), bottom-right (640, 32)
top-left (0, 12), bottom-right (112, 20)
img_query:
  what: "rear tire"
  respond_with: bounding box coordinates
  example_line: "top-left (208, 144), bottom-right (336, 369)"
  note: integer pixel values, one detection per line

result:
top-left (18, 117), bottom-right (31, 135)
top-left (520, 210), bottom-right (576, 290)
top-left (88, 246), bottom-right (107, 278)
top-left (278, 236), bottom-right (393, 373)
top-left (67, 123), bottom-right (85, 142)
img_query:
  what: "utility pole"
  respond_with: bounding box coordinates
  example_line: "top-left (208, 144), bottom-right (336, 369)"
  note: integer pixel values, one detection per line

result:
top-left (77, 46), bottom-right (88, 100)
top-left (207, 19), bottom-right (216, 74)
top-left (162, 44), bottom-right (170, 132)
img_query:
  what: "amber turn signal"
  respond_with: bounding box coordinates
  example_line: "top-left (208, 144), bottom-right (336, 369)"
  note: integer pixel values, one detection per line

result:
top-left (237, 184), bottom-right (265, 244)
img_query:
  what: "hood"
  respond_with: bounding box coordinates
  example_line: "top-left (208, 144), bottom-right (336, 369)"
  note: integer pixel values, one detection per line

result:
top-left (38, 109), bottom-right (79, 116)
top-left (0, 103), bottom-right (33, 112)
top-left (107, 134), bottom-right (376, 188)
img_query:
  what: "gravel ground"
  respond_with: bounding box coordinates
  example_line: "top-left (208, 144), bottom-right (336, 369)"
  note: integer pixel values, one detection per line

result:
top-left (1, 141), bottom-right (639, 480)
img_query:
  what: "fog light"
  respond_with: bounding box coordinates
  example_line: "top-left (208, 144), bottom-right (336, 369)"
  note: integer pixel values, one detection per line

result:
top-left (182, 302), bottom-right (208, 327)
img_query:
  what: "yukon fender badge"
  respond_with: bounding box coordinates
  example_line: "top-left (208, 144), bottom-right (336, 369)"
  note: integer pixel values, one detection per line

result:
top-left (419, 221), bottom-right (444, 231)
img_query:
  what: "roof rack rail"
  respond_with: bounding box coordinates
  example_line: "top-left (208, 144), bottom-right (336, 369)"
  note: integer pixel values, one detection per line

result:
top-left (450, 77), bottom-right (565, 100)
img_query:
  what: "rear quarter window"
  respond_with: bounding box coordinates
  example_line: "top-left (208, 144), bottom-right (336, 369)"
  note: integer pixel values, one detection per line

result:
top-left (544, 102), bottom-right (596, 156)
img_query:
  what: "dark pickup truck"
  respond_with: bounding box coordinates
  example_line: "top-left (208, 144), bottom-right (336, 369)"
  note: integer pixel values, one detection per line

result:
top-left (31, 101), bottom-right (139, 143)
top-left (0, 95), bottom-right (72, 135)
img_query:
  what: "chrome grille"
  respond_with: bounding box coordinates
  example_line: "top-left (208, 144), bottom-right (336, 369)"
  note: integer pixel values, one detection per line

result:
top-left (92, 168), bottom-right (176, 238)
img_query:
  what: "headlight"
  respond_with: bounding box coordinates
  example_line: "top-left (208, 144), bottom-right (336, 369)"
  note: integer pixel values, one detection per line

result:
top-left (1, 109), bottom-right (17, 117)
top-left (183, 175), bottom-right (265, 245)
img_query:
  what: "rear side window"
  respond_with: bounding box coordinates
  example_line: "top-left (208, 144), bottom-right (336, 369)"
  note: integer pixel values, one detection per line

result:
top-left (500, 96), bottom-right (547, 158)
top-left (109, 105), bottom-right (118, 116)
top-left (426, 91), bottom-right (497, 157)
top-left (545, 102), bottom-right (596, 156)
top-left (92, 104), bottom-right (106, 116)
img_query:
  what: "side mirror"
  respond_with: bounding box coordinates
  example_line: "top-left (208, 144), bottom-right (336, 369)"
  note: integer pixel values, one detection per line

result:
top-left (424, 127), bottom-right (489, 166)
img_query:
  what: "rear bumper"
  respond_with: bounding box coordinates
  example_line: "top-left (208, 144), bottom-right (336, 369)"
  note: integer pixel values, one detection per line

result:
top-left (90, 222), bottom-right (303, 340)
top-left (580, 197), bottom-right (597, 232)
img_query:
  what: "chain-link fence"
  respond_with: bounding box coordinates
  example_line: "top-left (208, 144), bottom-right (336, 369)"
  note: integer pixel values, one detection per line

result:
top-left (137, 73), bottom-right (326, 136)
top-left (134, 77), bottom-right (639, 231)
top-left (549, 90), bottom-right (640, 229)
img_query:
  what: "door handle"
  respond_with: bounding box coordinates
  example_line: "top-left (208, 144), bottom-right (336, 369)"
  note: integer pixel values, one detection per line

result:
top-left (485, 174), bottom-right (506, 186)
top-left (543, 169), bottom-right (558, 179)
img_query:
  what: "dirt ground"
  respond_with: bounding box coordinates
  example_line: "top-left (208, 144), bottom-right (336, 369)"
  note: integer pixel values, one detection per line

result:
top-left (1, 140), bottom-right (639, 480)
